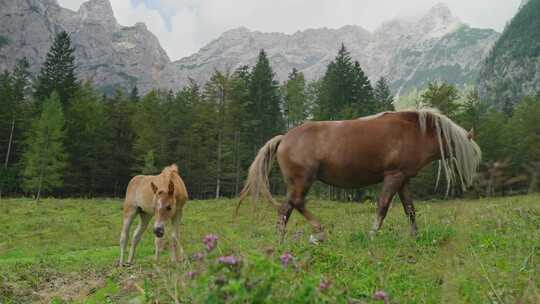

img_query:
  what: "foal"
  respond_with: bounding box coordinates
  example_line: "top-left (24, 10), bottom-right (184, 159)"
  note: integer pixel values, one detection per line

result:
top-left (119, 164), bottom-right (188, 265)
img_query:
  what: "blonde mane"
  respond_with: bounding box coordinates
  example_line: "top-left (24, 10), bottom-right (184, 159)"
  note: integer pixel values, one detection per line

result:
top-left (414, 108), bottom-right (482, 195)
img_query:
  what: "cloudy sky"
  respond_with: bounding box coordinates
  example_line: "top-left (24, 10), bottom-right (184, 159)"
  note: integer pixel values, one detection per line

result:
top-left (58, 0), bottom-right (522, 61)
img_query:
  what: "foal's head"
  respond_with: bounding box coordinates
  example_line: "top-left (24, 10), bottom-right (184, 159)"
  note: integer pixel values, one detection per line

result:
top-left (150, 180), bottom-right (176, 238)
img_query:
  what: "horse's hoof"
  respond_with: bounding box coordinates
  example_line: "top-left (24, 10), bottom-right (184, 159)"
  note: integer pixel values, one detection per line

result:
top-left (368, 230), bottom-right (377, 240)
top-left (309, 232), bottom-right (326, 245)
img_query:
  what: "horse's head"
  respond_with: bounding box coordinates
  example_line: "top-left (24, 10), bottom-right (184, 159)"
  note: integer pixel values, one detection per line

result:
top-left (150, 180), bottom-right (176, 238)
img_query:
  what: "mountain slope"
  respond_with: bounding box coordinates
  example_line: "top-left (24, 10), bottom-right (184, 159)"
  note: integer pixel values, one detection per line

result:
top-left (0, 0), bottom-right (170, 93)
top-left (0, 0), bottom-right (499, 95)
top-left (477, 0), bottom-right (540, 109)
top-left (164, 3), bottom-right (499, 94)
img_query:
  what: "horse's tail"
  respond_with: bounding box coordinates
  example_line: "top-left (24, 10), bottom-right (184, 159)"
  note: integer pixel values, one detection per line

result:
top-left (236, 135), bottom-right (284, 215)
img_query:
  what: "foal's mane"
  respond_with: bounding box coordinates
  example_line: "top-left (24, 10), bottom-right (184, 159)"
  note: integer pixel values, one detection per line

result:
top-left (413, 108), bottom-right (481, 195)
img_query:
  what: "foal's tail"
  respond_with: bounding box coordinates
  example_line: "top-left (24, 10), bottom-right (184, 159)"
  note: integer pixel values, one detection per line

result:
top-left (236, 135), bottom-right (284, 215)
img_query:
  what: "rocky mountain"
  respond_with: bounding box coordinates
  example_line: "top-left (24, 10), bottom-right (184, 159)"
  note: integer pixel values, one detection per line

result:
top-left (163, 3), bottom-right (499, 95)
top-left (477, 0), bottom-right (540, 109)
top-left (0, 0), bottom-right (169, 93)
top-left (0, 0), bottom-right (500, 95)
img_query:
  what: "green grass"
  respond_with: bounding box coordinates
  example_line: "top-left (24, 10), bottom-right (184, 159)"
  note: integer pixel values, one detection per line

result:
top-left (0, 195), bottom-right (539, 303)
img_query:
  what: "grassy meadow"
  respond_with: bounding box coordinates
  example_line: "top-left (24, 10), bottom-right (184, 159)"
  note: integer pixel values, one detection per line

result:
top-left (0, 195), bottom-right (539, 303)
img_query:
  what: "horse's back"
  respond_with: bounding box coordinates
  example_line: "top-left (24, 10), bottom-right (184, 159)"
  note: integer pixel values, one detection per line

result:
top-left (278, 112), bottom-right (435, 187)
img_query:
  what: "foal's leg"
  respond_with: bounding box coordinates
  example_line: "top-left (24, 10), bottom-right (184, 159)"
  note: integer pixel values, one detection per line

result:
top-left (120, 205), bottom-right (137, 266)
top-left (155, 236), bottom-right (165, 261)
top-left (370, 172), bottom-right (405, 235)
top-left (170, 207), bottom-right (183, 262)
top-left (398, 183), bottom-right (418, 237)
top-left (127, 212), bottom-right (152, 264)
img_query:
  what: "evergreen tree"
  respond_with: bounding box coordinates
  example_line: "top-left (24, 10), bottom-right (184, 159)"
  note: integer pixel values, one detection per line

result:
top-left (350, 61), bottom-right (375, 116)
top-left (63, 83), bottom-right (107, 195)
top-left (35, 31), bottom-right (79, 107)
top-left (141, 150), bottom-right (158, 174)
top-left (421, 82), bottom-right (460, 118)
top-left (373, 77), bottom-right (394, 112)
top-left (22, 92), bottom-right (67, 201)
top-left (248, 49), bottom-right (284, 148)
top-left (204, 70), bottom-right (232, 198)
top-left (102, 90), bottom-right (136, 196)
top-left (316, 44), bottom-right (374, 120)
top-left (283, 68), bottom-right (308, 128)
top-left (129, 86), bottom-right (140, 103)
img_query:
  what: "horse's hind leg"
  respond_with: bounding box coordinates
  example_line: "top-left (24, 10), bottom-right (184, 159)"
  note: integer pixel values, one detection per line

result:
top-left (277, 200), bottom-right (294, 244)
top-left (119, 205), bottom-right (137, 266)
top-left (282, 175), bottom-right (323, 244)
top-left (370, 172), bottom-right (405, 236)
top-left (398, 182), bottom-right (417, 237)
top-left (127, 211), bottom-right (151, 264)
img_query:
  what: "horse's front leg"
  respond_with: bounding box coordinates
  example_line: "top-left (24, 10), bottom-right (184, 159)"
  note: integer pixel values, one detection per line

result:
top-left (170, 207), bottom-right (183, 263)
top-left (370, 172), bottom-right (405, 237)
top-left (398, 183), bottom-right (418, 237)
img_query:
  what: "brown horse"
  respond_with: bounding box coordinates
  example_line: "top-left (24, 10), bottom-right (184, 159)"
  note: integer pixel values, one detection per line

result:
top-left (238, 109), bottom-right (481, 243)
top-left (119, 164), bottom-right (188, 265)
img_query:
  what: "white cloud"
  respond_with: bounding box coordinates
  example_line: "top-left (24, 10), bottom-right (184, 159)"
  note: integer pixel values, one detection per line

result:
top-left (58, 0), bottom-right (522, 61)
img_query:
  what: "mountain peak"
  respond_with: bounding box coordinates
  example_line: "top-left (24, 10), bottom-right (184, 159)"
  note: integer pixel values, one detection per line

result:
top-left (78, 0), bottom-right (116, 27)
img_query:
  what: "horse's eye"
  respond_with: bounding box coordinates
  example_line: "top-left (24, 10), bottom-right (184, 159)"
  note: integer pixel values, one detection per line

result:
top-left (166, 206), bottom-right (172, 211)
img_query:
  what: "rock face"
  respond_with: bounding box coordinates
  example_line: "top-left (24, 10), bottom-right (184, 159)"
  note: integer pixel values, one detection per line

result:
top-left (477, 0), bottom-right (540, 109)
top-left (0, 0), bottom-right (499, 95)
top-left (163, 3), bottom-right (499, 94)
top-left (0, 0), bottom-right (170, 93)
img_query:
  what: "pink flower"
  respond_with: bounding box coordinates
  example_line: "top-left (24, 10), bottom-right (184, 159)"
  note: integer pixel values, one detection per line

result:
top-left (203, 234), bottom-right (218, 252)
top-left (319, 278), bottom-right (331, 291)
top-left (218, 255), bottom-right (241, 266)
top-left (280, 252), bottom-right (294, 267)
top-left (373, 290), bottom-right (389, 303)
top-left (187, 271), bottom-right (198, 279)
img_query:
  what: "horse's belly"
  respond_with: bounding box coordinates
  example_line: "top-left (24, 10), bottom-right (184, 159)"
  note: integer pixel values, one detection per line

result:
top-left (317, 163), bottom-right (384, 188)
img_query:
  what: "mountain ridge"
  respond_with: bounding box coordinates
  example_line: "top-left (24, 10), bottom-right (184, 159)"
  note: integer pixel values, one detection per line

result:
top-left (0, 0), bottom-right (500, 94)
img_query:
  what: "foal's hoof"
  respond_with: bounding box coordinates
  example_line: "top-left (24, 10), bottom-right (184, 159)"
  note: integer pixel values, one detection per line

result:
top-left (309, 232), bottom-right (326, 245)
top-left (368, 230), bottom-right (377, 240)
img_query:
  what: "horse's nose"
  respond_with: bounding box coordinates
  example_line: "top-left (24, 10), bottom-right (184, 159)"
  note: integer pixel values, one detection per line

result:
top-left (154, 226), bottom-right (164, 238)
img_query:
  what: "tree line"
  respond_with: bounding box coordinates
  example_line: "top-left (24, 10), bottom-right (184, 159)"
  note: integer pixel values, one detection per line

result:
top-left (0, 32), bottom-right (538, 201)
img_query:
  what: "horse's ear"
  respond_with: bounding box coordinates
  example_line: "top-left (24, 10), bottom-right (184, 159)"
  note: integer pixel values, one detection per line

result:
top-left (168, 180), bottom-right (174, 195)
top-left (151, 182), bottom-right (158, 194)
top-left (467, 128), bottom-right (475, 140)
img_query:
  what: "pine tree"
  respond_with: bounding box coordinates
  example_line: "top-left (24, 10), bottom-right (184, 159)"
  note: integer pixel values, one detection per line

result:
top-left (0, 59), bottom-right (31, 198)
top-left (22, 92), bottom-right (67, 201)
top-left (248, 49), bottom-right (284, 148)
top-left (63, 83), bottom-right (107, 195)
top-left (204, 70), bottom-right (233, 198)
top-left (421, 82), bottom-right (460, 118)
top-left (129, 86), bottom-right (140, 103)
top-left (373, 77), bottom-right (394, 112)
top-left (283, 68), bottom-right (308, 128)
top-left (35, 31), bottom-right (79, 107)
top-left (316, 44), bottom-right (374, 120)
top-left (141, 150), bottom-right (158, 174)
top-left (102, 90), bottom-right (136, 196)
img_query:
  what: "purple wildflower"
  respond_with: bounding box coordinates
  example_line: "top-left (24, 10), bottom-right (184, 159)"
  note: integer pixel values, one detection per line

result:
top-left (373, 290), bottom-right (390, 303)
top-left (186, 271), bottom-right (198, 279)
top-left (280, 252), bottom-right (294, 267)
top-left (319, 278), bottom-right (331, 291)
top-left (203, 234), bottom-right (218, 252)
top-left (218, 255), bottom-right (241, 266)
